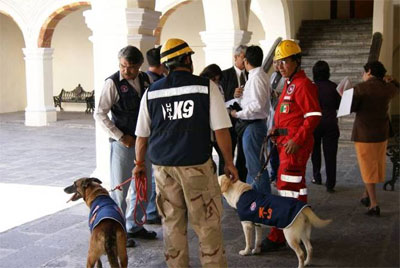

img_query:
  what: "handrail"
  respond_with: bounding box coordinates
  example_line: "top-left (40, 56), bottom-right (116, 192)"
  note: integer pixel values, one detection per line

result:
top-left (368, 32), bottom-right (383, 62)
top-left (262, 37), bottom-right (282, 73)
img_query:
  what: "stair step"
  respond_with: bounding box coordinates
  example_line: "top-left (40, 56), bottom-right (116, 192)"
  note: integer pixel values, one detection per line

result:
top-left (298, 32), bottom-right (371, 41)
top-left (338, 113), bottom-right (355, 144)
top-left (302, 65), bottom-right (364, 74)
top-left (338, 140), bottom-right (354, 147)
top-left (302, 18), bottom-right (372, 25)
top-left (302, 47), bottom-right (369, 56)
top-left (299, 24), bottom-right (372, 33)
top-left (339, 114), bottom-right (356, 122)
top-left (296, 17), bottom-right (371, 142)
top-left (301, 40), bottom-right (370, 48)
top-left (302, 70), bottom-right (361, 84)
top-left (302, 55), bottom-right (369, 64)
top-left (339, 129), bottom-right (353, 140)
top-left (331, 77), bottom-right (360, 85)
top-left (302, 62), bottom-right (364, 70)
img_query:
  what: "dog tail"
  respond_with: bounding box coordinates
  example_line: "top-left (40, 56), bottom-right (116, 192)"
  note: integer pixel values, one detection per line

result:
top-left (105, 227), bottom-right (120, 267)
top-left (303, 207), bottom-right (332, 228)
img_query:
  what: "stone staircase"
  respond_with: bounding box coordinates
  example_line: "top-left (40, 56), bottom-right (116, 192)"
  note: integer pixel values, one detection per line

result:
top-left (297, 18), bottom-right (373, 144)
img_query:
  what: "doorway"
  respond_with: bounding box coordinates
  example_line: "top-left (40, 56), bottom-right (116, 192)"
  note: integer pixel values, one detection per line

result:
top-left (331, 0), bottom-right (373, 19)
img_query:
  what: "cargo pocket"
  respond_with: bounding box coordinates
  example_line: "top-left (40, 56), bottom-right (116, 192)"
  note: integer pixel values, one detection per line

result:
top-left (185, 167), bottom-right (221, 224)
top-left (285, 148), bottom-right (308, 175)
top-left (156, 193), bottom-right (166, 219)
top-left (188, 190), bottom-right (221, 223)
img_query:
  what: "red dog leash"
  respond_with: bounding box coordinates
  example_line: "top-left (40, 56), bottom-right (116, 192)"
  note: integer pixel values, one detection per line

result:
top-left (110, 175), bottom-right (148, 226)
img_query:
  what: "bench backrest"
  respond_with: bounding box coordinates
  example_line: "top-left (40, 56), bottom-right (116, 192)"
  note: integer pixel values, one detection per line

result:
top-left (59, 84), bottom-right (94, 100)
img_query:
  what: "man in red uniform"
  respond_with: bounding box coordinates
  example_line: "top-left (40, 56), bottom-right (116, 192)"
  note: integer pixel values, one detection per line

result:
top-left (261, 40), bottom-right (322, 251)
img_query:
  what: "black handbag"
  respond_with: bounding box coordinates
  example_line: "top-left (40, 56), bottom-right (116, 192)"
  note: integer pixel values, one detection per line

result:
top-left (235, 119), bottom-right (250, 138)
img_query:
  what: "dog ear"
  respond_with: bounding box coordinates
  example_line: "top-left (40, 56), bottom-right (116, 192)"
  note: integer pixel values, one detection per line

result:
top-left (220, 176), bottom-right (232, 193)
top-left (90, 178), bottom-right (102, 184)
top-left (81, 177), bottom-right (102, 190)
top-left (81, 178), bottom-right (93, 189)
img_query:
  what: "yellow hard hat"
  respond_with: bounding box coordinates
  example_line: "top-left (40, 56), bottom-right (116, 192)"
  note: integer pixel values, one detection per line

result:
top-left (160, 38), bottom-right (194, 64)
top-left (274, 40), bottom-right (302, 61)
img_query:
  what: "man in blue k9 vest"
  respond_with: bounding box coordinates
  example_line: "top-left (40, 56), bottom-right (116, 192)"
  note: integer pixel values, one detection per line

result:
top-left (94, 45), bottom-right (157, 248)
top-left (133, 38), bottom-right (239, 267)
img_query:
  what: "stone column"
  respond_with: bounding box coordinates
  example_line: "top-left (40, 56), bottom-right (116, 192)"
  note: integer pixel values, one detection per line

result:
top-left (22, 48), bottom-right (57, 126)
top-left (200, 30), bottom-right (251, 70)
top-left (126, 8), bottom-right (161, 69)
top-left (200, 0), bottom-right (251, 70)
top-left (84, 3), bottom-right (160, 182)
top-left (373, 0), bottom-right (394, 73)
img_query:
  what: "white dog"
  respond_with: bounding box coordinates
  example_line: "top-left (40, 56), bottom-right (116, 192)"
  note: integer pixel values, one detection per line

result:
top-left (218, 175), bottom-right (331, 268)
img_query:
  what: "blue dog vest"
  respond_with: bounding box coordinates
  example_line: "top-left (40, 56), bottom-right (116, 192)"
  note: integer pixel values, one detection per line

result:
top-left (88, 195), bottom-right (126, 233)
top-left (236, 189), bottom-right (309, 229)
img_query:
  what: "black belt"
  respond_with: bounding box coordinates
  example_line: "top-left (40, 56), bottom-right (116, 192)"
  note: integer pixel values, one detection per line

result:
top-left (240, 119), bottom-right (264, 124)
top-left (272, 128), bottom-right (288, 136)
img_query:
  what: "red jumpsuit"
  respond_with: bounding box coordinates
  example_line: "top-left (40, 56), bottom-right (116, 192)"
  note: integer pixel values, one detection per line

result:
top-left (268, 70), bottom-right (321, 243)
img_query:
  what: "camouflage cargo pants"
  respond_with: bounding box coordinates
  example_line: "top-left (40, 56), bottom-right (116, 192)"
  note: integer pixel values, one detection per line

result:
top-left (153, 158), bottom-right (227, 268)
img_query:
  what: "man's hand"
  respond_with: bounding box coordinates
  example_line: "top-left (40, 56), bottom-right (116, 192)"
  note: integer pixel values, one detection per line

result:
top-left (383, 75), bottom-right (394, 83)
top-left (284, 139), bottom-right (300, 154)
top-left (268, 128), bottom-right (277, 143)
top-left (132, 162), bottom-right (146, 179)
top-left (230, 110), bottom-right (237, 118)
top-left (224, 162), bottom-right (239, 182)
top-left (234, 87), bottom-right (244, 98)
top-left (119, 134), bottom-right (135, 148)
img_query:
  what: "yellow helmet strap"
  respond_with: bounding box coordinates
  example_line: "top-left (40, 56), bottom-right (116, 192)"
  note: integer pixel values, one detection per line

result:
top-left (161, 42), bottom-right (190, 60)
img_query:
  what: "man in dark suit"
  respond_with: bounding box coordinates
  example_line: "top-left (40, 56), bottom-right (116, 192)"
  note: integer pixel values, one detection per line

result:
top-left (220, 45), bottom-right (248, 181)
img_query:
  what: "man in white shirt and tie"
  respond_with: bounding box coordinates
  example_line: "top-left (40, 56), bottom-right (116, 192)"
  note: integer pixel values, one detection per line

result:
top-left (230, 45), bottom-right (271, 195)
top-left (220, 45), bottom-right (248, 181)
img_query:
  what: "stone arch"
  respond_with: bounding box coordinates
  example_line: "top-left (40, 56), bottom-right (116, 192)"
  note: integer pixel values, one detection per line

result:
top-left (0, 8), bottom-right (26, 47)
top-left (0, 11), bottom-right (26, 113)
top-left (154, 0), bottom-right (192, 45)
top-left (249, 0), bottom-right (293, 52)
top-left (37, 1), bottom-right (91, 48)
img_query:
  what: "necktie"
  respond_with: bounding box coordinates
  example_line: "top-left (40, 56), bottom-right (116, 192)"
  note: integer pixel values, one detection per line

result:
top-left (239, 72), bottom-right (246, 87)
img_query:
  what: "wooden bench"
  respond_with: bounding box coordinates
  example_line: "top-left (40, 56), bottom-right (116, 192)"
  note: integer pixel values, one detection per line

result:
top-left (384, 133), bottom-right (399, 191)
top-left (53, 84), bottom-right (95, 113)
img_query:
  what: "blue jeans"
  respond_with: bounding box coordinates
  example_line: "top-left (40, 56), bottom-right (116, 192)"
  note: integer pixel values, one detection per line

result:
top-left (269, 139), bottom-right (280, 181)
top-left (242, 121), bottom-right (271, 195)
top-left (145, 176), bottom-right (159, 220)
top-left (110, 141), bottom-right (153, 233)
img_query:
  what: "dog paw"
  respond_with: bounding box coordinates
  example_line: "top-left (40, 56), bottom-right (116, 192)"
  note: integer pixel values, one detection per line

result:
top-left (252, 247), bottom-right (261, 255)
top-left (239, 249), bottom-right (252, 256)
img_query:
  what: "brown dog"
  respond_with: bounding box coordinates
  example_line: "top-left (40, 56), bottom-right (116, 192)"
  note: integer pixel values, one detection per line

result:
top-left (64, 177), bottom-right (128, 268)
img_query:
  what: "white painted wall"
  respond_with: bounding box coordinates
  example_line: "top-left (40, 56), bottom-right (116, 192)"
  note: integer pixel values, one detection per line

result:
top-left (159, 1), bottom-right (264, 75)
top-left (248, 11), bottom-right (264, 48)
top-left (160, 0), bottom-right (205, 75)
top-left (292, 0), bottom-right (330, 40)
top-left (390, 3), bottom-right (399, 114)
top-left (393, 5), bottom-right (400, 81)
top-left (373, 0), bottom-right (394, 73)
top-left (0, 13), bottom-right (26, 113)
top-left (0, 0), bottom-right (398, 118)
top-left (52, 7), bottom-right (93, 112)
top-left (312, 0), bottom-right (330, 19)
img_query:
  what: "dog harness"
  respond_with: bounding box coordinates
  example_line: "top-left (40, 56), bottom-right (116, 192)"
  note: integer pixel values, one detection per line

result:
top-left (88, 195), bottom-right (126, 233)
top-left (236, 189), bottom-right (309, 229)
